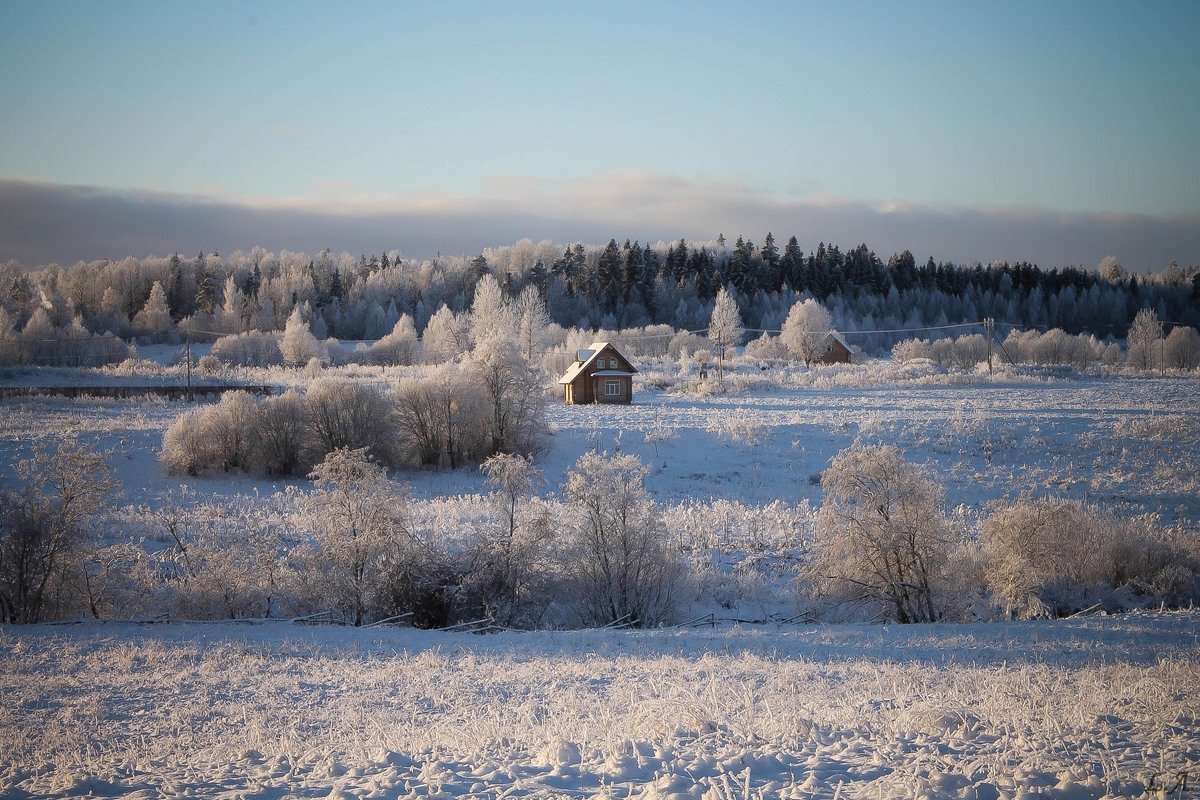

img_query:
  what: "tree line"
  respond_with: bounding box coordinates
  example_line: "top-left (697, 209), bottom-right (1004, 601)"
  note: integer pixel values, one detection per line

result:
top-left (2, 239), bottom-right (1197, 363)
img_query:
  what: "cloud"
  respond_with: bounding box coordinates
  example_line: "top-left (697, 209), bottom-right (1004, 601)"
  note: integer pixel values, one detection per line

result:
top-left (1, 174), bottom-right (1197, 269)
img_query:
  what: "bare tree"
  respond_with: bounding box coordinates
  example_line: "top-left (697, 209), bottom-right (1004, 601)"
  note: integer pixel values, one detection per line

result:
top-left (780, 299), bottom-right (833, 367)
top-left (805, 443), bottom-right (952, 623)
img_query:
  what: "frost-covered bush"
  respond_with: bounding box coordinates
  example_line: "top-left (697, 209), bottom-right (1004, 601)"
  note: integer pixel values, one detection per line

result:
top-left (305, 448), bottom-right (411, 626)
top-left (744, 332), bottom-right (789, 360)
top-left (304, 378), bottom-right (403, 467)
top-left (367, 314), bottom-right (419, 365)
top-left (196, 354), bottom-right (221, 374)
top-left (211, 330), bottom-right (283, 367)
top-left (254, 391), bottom-right (308, 476)
top-left (704, 410), bottom-right (767, 445)
top-left (564, 452), bottom-right (684, 627)
top-left (0, 439), bottom-right (117, 623)
top-left (803, 443), bottom-right (957, 623)
top-left (980, 498), bottom-right (1199, 618)
top-left (1164, 325), bottom-right (1200, 370)
top-left (393, 364), bottom-right (491, 468)
top-left (160, 391), bottom-right (262, 476)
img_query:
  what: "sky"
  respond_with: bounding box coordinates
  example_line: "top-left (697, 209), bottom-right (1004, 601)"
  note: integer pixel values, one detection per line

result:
top-left (1, 0), bottom-right (1198, 268)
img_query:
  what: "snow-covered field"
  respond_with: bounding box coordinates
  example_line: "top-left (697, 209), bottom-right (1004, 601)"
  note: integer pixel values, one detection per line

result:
top-left (3, 612), bottom-right (1197, 799)
top-left (2, 368), bottom-right (1197, 523)
top-left (3, 365), bottom-right (1199, 798)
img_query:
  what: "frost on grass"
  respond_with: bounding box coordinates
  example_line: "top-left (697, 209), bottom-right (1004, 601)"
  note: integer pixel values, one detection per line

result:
top-left (0, 615), bottom-right (1197, 799)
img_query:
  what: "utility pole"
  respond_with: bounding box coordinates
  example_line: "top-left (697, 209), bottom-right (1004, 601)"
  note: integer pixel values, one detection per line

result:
top-left (185, 332), bottom-right (193, 402)
top-left (1160, 321), bottom-right (1165, 377)
top-left (984, 317), bottom-right (994, 374)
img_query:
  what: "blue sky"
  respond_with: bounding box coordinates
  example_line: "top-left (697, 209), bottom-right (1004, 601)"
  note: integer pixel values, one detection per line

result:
top-left (1, 1), bottom-right (1198, 265)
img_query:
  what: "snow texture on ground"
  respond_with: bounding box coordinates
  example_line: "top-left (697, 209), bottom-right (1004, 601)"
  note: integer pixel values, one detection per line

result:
top-left (2, 612), bottom-right (1197, 799)
top-left (2, 372), bottom-right (1197, 523)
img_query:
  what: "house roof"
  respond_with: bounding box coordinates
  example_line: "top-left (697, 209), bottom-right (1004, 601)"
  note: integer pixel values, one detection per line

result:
top-left (557, 341), bottom-right (638, 384)
top-left (827, 330), bottom-right (852, 351)
top-left (592, 370), bottom-right (634, 377)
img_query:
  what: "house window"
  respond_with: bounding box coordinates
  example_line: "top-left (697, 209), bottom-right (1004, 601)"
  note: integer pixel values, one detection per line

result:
top-left (605, 380), bottom-right (621, 396)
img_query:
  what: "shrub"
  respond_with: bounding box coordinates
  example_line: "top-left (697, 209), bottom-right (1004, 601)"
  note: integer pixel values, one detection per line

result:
top-left (211, 330), bottom-right (283, 367)
top-left (564, 451), bottom-right (683, 627)
top-left (804, 443), bottom-right (955, 623)
top-left (980, 498), bottom-right (1199, 617)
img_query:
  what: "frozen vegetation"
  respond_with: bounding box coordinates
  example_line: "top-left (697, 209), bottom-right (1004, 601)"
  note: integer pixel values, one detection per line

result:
top-left (2, 613), bottom-right (1198, 798)
top-left (2, 268), bottom-right (1198, 797)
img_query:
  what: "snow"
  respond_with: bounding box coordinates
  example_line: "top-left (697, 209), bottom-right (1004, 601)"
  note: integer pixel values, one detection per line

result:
top-left (2, 611), bottom-right (1197, 798)
top-left (2, 365), bottom-right (1199, 796)
top-left (1, 371), bottom-right (1197, 526)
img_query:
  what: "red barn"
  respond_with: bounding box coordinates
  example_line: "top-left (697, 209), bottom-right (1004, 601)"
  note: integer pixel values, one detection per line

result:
top-left (557, 342), bottom-right (637, 404)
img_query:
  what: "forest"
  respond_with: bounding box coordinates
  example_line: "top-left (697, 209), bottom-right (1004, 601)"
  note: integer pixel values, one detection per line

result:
top-left (2, 237), bottom-right (1198, 367)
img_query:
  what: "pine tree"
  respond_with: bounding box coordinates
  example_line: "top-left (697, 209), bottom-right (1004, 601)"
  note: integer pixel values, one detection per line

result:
top-left (781, 236), bottom-right (805, 291)
top-left (760, 232), bottom-right (781, 291)
top-left (194, 253), bottom-right (216, 314)
top-left (133, 281), bottom-right (173, 334)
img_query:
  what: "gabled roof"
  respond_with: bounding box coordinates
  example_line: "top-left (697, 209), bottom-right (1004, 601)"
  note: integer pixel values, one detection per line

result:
top-left (827, 330), bottom-right (852, 351)
top-left (557, 341), bottom-right (638, 384)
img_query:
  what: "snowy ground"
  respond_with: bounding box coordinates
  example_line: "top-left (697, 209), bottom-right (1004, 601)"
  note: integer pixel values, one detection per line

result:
top-left (2, 612), bottom-right (1197, 799)
top-left (1, 369), bottom-right (1197, 524)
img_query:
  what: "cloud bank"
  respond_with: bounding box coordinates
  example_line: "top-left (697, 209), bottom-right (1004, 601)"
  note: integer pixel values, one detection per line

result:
top-left (2, 174), bottom-right (1197, 270)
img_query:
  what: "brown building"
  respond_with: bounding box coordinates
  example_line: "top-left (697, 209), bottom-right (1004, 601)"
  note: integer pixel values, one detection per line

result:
top-left (558, 341), bottom-right (637, 404)
top-left (817, 331), bottom-right (853, 364)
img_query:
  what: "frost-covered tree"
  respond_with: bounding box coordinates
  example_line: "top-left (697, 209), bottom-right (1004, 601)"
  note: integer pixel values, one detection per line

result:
top-left (512, 285), bottom-right (552, 363)
top-left (1098, 254), bottom-right (1126, 283)
top-left (279, 306), bottom-right (328, 366)
top-left (707, 286), bottom-right (744, 386)
top-left (306, 448), bottom-right (409, 626)
top-left (805, 443), bottom-right (953, 623)
top-left (0, 440), bottom-right (117, 623)
top-left (564, 452), bottom-right (682, 627)
top-left (1164, 325), bottom-right (1200, 370)
top-left (133, 280), bottom-right (173, 335)
top-left (461, 453), bottom-right (553, 626)
top-left (1126, 307), bottom-right (1163, 370)
top-left (467, 337), bottom-right (549, 457)
top-left (469, 274), bottom-right (516, 345)
top-left (422, 304), bottom-right (469, 364)
top-left (369, 314), bottom-right (418, 365)
top-left (780, 298), bottom-right (833, 366)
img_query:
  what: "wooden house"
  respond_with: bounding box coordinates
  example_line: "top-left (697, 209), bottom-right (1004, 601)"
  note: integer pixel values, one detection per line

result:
top-left (817, 331), bottom-right (853, 364)
top-left (557, 342), bottom-right (637, 404)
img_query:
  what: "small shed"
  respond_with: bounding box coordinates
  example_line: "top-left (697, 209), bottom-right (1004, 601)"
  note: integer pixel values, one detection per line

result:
top-left (818, 331), bottom-right (853, 364)
top-left (557, 341), bottom-right (637, 404)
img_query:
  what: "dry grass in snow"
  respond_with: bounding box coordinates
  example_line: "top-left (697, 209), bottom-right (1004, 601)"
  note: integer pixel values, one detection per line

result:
top-left (2, 612), bottom-right (1198, 799)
